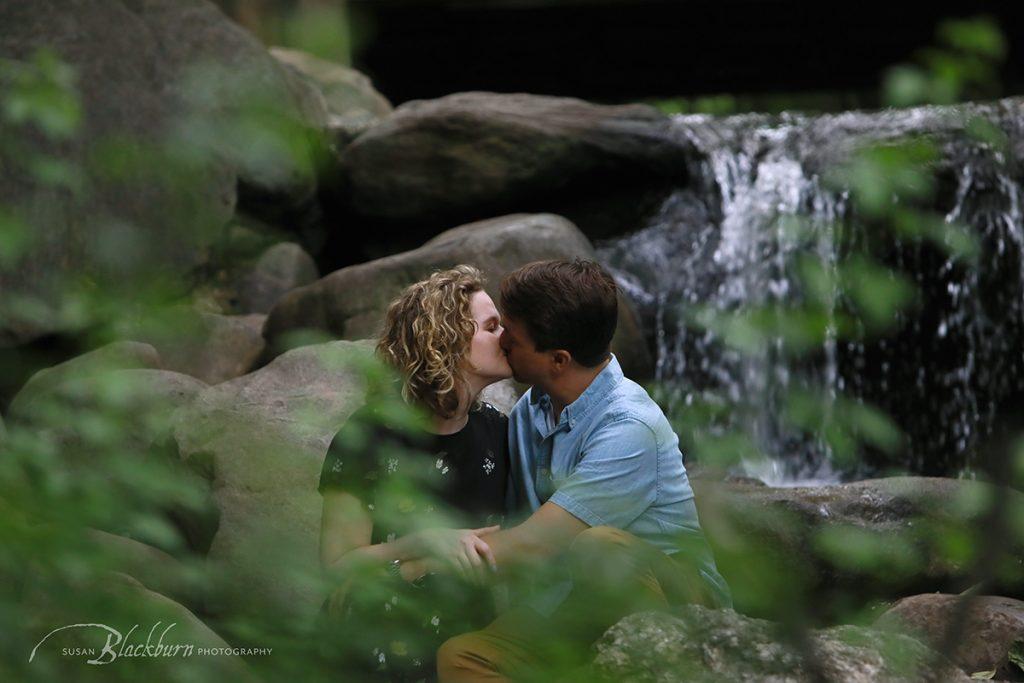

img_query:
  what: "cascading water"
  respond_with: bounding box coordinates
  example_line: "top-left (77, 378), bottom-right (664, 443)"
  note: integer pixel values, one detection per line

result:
top-left (598, 100), bottom-right (1024, 484)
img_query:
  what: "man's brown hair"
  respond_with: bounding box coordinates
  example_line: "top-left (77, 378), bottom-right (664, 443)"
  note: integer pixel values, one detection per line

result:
top-left (500, 259), bottom-right (618, 367)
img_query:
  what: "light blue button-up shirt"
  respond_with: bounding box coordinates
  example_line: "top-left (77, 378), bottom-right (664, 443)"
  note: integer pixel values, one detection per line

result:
top-left (508, 354), bottom-right (731, 609)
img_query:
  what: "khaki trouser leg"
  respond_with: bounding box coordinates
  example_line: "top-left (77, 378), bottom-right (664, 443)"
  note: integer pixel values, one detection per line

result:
top-left (436, 606), bottom-right (550, 683)
top-left (438, 526), bottom-right (715, 682)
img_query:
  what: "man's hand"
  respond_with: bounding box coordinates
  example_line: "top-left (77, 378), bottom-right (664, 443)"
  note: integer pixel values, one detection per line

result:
top-left (476, 502), bottom-right (589, 572)
top-left (403, 526), bottom-right (499, 584)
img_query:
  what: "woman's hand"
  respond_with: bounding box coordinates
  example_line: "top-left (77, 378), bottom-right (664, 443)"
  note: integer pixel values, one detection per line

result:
top-left (403, 526), bottom-right (500, 584)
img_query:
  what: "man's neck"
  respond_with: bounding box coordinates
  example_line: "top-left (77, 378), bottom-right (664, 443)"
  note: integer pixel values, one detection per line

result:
top-left (547, 356), bottom-right (612, 423)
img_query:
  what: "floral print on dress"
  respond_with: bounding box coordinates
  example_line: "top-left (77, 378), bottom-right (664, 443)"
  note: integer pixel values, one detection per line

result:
top-left (435, 451), bottom-right (450, 476)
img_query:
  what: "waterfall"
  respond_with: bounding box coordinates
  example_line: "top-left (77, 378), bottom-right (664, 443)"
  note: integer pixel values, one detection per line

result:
top-left (598, 100), bottom-right (1024, 484)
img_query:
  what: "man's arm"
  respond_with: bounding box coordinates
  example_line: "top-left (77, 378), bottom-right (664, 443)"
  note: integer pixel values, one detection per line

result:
top-left (481, 501), bottom-right (589, 571)
top-left (485, 416), bottom-right (661, 573)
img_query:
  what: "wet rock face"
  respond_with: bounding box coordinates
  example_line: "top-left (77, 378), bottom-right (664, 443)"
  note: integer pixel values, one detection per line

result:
top-left (600, 97), bottom-right (1024, 478)
top-left (0, 0), bottom-right (326, 347)
top-left (340, 92), bottom-right (689, 225)
top-left (592, 606), bottom-right (969, 682)
top-left (875, 594), bottom-right (1024, 680)
top-left (693, 477), bottom-right (1024, 619)
top-left (263, 212), bottom-right (653, 380)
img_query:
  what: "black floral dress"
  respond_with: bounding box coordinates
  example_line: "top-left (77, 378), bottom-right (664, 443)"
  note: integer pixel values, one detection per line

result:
top-left (317, 402), bottom-right (510, 682)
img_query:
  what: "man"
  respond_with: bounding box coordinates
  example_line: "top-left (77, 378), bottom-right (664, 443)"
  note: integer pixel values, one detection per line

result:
top-left (437, 259), bottom-right (730, 682)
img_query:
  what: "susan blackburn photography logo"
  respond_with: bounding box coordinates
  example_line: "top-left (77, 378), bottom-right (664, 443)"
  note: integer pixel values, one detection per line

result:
top-left (30, 622), bottom-right (272, 665)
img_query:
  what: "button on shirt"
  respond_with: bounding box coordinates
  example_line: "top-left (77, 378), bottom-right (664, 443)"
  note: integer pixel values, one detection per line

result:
top-left (507, 354), bottom-right (731, 610)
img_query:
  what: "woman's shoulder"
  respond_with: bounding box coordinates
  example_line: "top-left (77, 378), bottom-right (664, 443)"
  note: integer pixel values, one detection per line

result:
top-left (470, 401), bottom-right (509, 431)
top-left (475, 401), bottom-right (508, 418)
top-left (330, 403), bottom-right (427, 449)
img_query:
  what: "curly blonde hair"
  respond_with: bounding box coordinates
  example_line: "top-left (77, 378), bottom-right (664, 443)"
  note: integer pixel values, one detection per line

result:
top-left (376, 265), bottom-right (485, 419)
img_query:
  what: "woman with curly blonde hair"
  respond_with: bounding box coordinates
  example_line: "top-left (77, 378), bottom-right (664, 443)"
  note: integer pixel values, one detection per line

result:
top-left (317, 265), bottom-right (513, 682)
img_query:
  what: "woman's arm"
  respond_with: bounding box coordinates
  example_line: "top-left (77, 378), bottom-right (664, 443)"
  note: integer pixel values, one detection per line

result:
top-left (320, 490), bottom-right (498, 587)
top-left (320, 490), bottom-right (409, 575)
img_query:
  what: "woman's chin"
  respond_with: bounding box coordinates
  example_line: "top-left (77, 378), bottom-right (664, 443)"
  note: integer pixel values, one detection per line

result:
top-left (493, 365), bottom-right (514, 382)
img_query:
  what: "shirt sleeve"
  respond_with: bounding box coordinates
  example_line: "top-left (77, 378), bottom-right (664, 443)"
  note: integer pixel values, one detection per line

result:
top-left (317, 412), bottom-right (380, 496)
top-left (549, 417), bottom-right (659, 528)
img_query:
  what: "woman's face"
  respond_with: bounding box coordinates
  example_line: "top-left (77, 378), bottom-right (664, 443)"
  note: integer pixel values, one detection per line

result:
top-left (465, 290), bottom-right (513, 384)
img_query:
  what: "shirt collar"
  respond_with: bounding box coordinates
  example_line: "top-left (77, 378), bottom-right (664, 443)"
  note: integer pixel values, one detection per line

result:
top-left (529, 354), bottom-right (623, 434)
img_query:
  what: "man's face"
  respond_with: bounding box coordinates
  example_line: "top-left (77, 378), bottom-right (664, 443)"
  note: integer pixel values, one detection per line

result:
top-left (498, 315), bottom-right (551, 386)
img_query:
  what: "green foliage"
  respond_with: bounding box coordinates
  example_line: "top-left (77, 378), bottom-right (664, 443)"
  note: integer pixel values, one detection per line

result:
top-left (0, 10), bottom-right (1020, 683)
top-left (0, 50), bottom-right (81, 140)
top-left (884, 16), bottom-right (1005, 107)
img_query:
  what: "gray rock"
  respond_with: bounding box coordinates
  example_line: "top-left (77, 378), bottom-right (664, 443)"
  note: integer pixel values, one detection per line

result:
top-left (172, 339), bottom-right (373, 620)
top-left (8, 341), bottom-right (162, 422)
top-left (238, 242), bottom-right (320, 314)
top-left (263, 213), bottom-right (653, 379)
top-left (875, 593), bottom-right (1024, 679)
top-left (9, 364), bottom-right (213, 556)
top-left (85, 528), bottom-right (203, 610)
top-left (132, 310), bottom-right (267, 385)
top-left (341, 92), bottom-right (689, 222)
top-left (270, 47), bottom-right (393, 147)
top-left (593, 606), bottom-right (969, 682)
top-left (479, 379), bottom-right (524, 416)
top-left (693, 477), bottom-right (1024, 617)
top-left (25, 570), bottom-right (255, 679)
top-left (0, 0), bottom-right (326, 346)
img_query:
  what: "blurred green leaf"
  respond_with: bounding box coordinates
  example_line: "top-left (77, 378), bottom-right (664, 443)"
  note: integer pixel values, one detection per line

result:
top-left (1009, 640), bottom-right (1024, 673)
top-left (0, 209), bottom-right (31, 267)
top-left (840, 256), bottom-right (916, 331)
top-left (938, 17), bottom-right (1008, 61)
top-left (814, 525), bottom-right (919, 576)
top-left (283, 4), bottom-right (353, 65)
top-left (965, 116), bottom-right (1009, 151)
top-left (0, 50), bottom-right (81, 139)
top-left (883, 66), bottom-right (931, 108)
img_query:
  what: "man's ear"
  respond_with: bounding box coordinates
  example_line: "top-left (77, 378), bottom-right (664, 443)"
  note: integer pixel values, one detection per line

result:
top-left (550, 350), bottom-right (573, 374)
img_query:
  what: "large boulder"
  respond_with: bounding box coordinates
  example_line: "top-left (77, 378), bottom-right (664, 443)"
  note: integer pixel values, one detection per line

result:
top-left (593, 606), bottom-right (969, 682)
top-left (8, 351), bottom-right (216, 556)
top-left (172, 339), bottom-right (373, 621)
top-left (263, 213), bottom-right (653, 379)
top-left (694, 476), bottom-right (1024, 619)
top-left (0, 0), bottom-right (327, 346)
top-left (8, 341), bottom-right (162, 422)
top-left (875, 593), bottom-right (1024, 680)
top-left (130, 310), bottom-right (267, 385)
top-left (340, 92), bottom-right (689, 223)
top-left (237, 242), bottom-right (320, 314)
top-left (270, 47), bottom-right (393, 147)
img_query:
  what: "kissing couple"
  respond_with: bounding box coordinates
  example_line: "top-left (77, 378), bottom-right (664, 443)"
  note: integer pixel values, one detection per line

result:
top-left (317, 259), bottom-right (731, 682)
